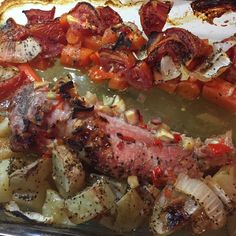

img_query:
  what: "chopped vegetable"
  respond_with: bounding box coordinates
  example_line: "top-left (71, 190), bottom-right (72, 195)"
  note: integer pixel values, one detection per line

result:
top-left (42, 190), bottom-right (73, 225)
top-left (0, 37), bottom-right (42, 63)
top-left (100, 189), bottom-right (147, 232)
top-left (175, 173), bottom-right (226, 229)
top-left (0, 159), bottom-right (12, 203)
top-left (18, 64), bottom-right (42, 82)
top-left (5, 201), bottom-right (53, 224)
top-left (52, 143), bottom-right (85, 198)
top-left (9, 158), bottom-right (52, 212)
top-left (65, 179), bottom-right (115, 224)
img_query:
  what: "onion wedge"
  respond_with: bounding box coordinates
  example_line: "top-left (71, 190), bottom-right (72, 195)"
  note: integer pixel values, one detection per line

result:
top-left (160, 56), bottom-right (181, 81)
top-left (0, 37), bottom-right (42, 63)
top-left (5, 201), bottom-right (53, 224)
top-left (205, 176), bottom-right (233, 211)
top-left (175, 173), bottom-right (226, 229)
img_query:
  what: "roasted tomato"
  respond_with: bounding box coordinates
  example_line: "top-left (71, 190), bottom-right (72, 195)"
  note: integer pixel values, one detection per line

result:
top-left (202, 79), bottom-right (236, 112)
top-left (96, 6), bottom-right (123, 30)
top-left (156, 79), bottom-right (179, 94)
top-left (61, 44), bottom-right (94, 68)
top-left (88, 65), bottom-right (115, 83)
top-left (23, 7), bottom-right (56, 24)
top-left (29, 20), bottom-right (66, 44)
top-left (98, 48), bottom-right (136, 73)
top-left (0, 18), bottom-right (29, 43)
top-left (83, 35), bottom-right (103, 51)
top-left (147, 28), bottom-right (213, 71)
top-left (67, 2), bottom-right (103, 35)
top-left (29, 56), bottom-right (55, 70)
top-left (139, 0), bottom-right (172, 36)
top-left (176, 81), bottom-right (202, 100)
top-left (124, 61), bottom-right (153, 90)
top-left (66, 28), bottom-right (84, 45)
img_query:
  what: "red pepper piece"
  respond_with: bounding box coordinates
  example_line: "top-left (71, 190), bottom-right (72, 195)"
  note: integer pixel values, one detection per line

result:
top-left (208, 143), bottom-right (232, 156)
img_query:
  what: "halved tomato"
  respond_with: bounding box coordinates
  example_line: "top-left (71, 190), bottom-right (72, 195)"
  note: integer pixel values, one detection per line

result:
top-left (60, 45), bottom-right (94, 68)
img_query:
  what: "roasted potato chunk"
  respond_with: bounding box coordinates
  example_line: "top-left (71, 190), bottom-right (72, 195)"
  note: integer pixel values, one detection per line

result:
top-left (227, 214), bottom-right (236, 236)
top-left (0, 159), bottom-right (12, 203)
top-left (65, 180), bottom-right (115, 224)
top-left (0, 138), bottom-right (16, 160)
top-left (9, 158), bottom-right (52, 212)
top-left (212, 164), bottom-right (236, 206)
top-left (42, 189), bottom-right (73, 225)
top-left (100, 189), bottom-right (148, 232)
top-left (52, 144), bottom-right (85, 198)
top-left (4, 201), bottom-right (53, 224)
top-left (0, 117), bottom-right (11, 138)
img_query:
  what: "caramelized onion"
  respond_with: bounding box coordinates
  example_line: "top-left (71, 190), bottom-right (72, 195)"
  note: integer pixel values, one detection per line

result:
top-left (175, 173), bottom-right (226, 229)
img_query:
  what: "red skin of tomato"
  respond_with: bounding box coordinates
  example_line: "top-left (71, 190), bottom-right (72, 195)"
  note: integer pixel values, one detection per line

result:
top-left (139, 0), bottom-right (172, 36)
top-left (124, 61), bottom-right (154, 90)
top-left (23, 7), bottom-right (56, 24)
top-left (202, 79), bottom-right (236, 112)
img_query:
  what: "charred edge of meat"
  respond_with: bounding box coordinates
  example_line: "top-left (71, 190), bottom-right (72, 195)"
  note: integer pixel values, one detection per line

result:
top-left (112, 32), bottom-right (132, 51)
top-left (116, 132), bottom-right (136, 143)
top-left (71, 98), bottom-right (94, 119)
top-left (10, 134), bottom-right (35, 152)
top-left (98, 115), bottom-right (108, 123)
top-left (58, 80), bottom-right (74, 99)
top-left (165, 203), bottom-right (190, 230)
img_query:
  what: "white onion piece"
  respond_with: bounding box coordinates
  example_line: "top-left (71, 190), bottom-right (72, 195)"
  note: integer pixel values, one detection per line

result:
top-left (197, 48), bottom-right (231, 81)
top-left (0, 66), bottom-right (19, 80)
top-left (205, 176), bottom-right (233, 210)
top-left (5, 201), bottom-right (53, 223)
top-left (160, 56), bottom-right (181, 81)
top-left (0, 37), bottom-right (42, 63)
top-left (213, 40), bottom-right (236, 53)
top-left (175, 173), bottom-right (226, 229)
top-left (184, 198), bottom-right (200, 215)
top-left (180, 65), bottom-right (190, 81)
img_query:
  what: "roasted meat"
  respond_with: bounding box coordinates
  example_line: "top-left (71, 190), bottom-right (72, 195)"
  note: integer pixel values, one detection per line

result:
top-left (8, 80), bottom-right (236, 186)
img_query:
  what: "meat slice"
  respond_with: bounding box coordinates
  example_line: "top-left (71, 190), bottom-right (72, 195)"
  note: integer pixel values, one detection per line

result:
top-left (67, 113), bottom-right (201, 184)
top-left (8, 80), bottom-right (235, 185)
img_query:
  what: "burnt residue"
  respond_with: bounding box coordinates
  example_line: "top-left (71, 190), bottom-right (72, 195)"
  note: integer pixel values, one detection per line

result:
top-left (112, 32), bottom-right (132, 51)
top-left (71, 98), bottom-right (94, 119)
top-left (191, 0), bottom-right (236, 24)
top-left (166, 203), bottom-right (189, 230)
top-left (58, 80), bottom-right (74, 99)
